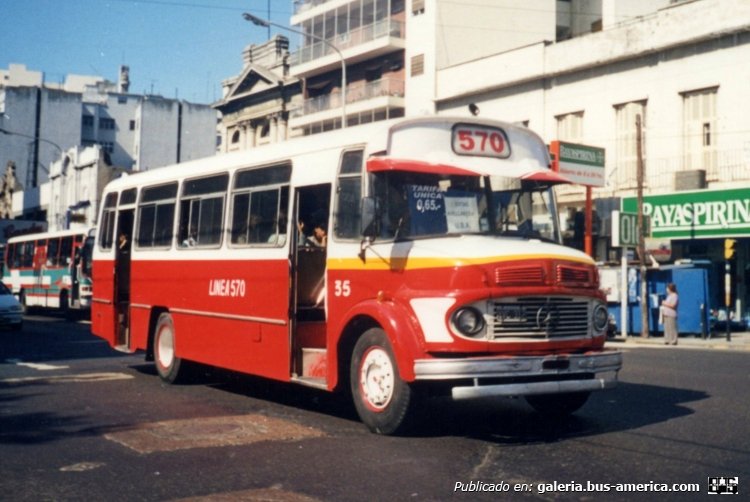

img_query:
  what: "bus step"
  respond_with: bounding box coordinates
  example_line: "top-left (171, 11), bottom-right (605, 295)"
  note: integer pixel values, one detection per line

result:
top-left (113, 344), bottom-right (135, 354)
top-left (301, 348), bottom-right (327, 379)
top-left (291, 376), bottom-right (328, 390)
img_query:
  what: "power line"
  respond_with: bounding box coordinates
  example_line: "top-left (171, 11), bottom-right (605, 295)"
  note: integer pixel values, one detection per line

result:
top-left (105, 0), bottom-right (290, 15)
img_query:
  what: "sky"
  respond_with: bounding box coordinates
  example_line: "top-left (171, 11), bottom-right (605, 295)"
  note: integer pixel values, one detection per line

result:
top-left (0, 0), bottom-right (294, 104)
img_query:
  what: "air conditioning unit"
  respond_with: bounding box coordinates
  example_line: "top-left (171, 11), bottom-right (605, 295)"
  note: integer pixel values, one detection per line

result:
top-left (674, 169), bottom-right (706, 191)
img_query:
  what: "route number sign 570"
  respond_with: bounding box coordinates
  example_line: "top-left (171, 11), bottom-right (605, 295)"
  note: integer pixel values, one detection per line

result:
top-left (452, 124), bottom-right (510, 159)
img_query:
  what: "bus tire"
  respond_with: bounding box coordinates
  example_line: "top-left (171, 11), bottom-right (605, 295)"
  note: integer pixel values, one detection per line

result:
top-left (153, 313), bottom-right (183, 384)
top-left (525, 391), bottom-right (590, 417)
top-left (59, 290), bottom-right (69, 317)
top-left (350, 327), bottom-right (414, 435)
top-left (19, 290), bottom-right (29, 315)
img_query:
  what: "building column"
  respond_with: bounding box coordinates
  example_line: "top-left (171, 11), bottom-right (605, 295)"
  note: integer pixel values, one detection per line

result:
top-left (270, 114), bottom-right (279, 143)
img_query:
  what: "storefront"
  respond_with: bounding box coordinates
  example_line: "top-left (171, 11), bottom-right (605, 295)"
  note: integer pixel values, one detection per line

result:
top-left (622, 186), bottom-right (749, 320)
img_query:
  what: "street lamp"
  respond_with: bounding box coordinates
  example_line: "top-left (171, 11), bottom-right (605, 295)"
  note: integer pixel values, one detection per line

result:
top-left (0, 127), bottom-right (63, 183)
top-left (242, 12), bottom-right (347, 129)
top-left (0, 127), bottom-right (63, 158)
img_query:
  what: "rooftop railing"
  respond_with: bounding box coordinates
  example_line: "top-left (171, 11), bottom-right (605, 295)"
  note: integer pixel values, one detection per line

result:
top-left (289, 18), bottom-right (405, 67)
top-left (290, 76), bottom-right (404, 118)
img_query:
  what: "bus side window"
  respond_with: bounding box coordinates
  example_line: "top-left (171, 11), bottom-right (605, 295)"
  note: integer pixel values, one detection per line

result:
top-left (334, 149), bottom-right (363, 239)
top-left (230, 164), bottom-right (292, 246)
top-left (99, 192), bottom-right (118, 250)
top-left (178, 174), bottom-right (228, 248)
top-left (137, 183), bottom-right (178, 249)
top-left (46, 238), bottom-right (60, 266)
top-left (60, 237), bottom-right (74, 265)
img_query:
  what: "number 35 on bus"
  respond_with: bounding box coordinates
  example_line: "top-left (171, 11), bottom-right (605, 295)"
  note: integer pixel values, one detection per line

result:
top-left (91, 117), bottom-right (622, 434)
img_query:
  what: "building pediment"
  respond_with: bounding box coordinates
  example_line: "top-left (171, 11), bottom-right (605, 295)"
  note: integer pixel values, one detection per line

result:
top-left (217, 64), bottom-right (294, 107)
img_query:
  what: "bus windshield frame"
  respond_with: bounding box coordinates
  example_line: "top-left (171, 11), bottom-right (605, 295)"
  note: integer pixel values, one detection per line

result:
top-left (364, 170), bottom-right (561, 243)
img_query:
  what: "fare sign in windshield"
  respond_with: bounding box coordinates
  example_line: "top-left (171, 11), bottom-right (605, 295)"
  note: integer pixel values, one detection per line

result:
top-left (452, 124), bottom-right (510, 159)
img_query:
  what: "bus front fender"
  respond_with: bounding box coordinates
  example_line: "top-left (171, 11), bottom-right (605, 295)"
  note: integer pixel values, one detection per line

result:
top-left (332, 299), bottom-right (425, 388)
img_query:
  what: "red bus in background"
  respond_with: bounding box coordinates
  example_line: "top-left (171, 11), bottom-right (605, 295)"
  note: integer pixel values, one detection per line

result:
top-left (91, 117), bottom-right (621, 434)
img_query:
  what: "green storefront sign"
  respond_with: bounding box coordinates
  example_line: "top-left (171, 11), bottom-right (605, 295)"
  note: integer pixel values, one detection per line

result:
top-left (622, 187), bottom-right (750, 239)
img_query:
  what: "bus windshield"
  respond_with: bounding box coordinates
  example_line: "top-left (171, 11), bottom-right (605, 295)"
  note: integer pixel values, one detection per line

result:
top-left (369, 171), bottom-right (560, 242)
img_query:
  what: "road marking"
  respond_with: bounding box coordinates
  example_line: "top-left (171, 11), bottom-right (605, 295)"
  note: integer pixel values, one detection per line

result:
top-left (4, 359), bottom-right (70, 371)
top-left (105, 414), bottom-right (325, 454)
top-left (60, 462), bottom-right (106, 472)
top-left (0, 372), bottom-right (134, 384)
top-left (172, 487), bottom-right (322, 501)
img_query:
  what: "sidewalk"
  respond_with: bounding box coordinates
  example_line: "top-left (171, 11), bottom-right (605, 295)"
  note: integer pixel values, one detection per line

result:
top-left (606, 330), bottom-right (750, 351)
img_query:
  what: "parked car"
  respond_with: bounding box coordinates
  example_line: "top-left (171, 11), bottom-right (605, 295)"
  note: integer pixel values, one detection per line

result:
top-left (0, 282), bottom-right (23, 330)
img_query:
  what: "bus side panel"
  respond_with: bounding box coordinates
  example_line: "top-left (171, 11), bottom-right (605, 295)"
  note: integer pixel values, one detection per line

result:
top-left (131, 257), bottom-right (292, 382)
top-left (91, 259), bottom-right (117, 346)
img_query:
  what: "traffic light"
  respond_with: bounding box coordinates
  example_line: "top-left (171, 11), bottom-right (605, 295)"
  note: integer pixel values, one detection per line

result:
top-left (724, 238), bottom-right (737, 260)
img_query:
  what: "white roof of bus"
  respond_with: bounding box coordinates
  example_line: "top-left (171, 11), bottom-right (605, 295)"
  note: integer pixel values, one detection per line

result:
top-left (101, 116), bottom-right (551, 194)
top-left (7, 227), bottom-right (94, 244)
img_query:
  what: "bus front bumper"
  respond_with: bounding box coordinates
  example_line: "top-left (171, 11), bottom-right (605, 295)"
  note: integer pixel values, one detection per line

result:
top-left (413, 350), bottom-right (622, 400)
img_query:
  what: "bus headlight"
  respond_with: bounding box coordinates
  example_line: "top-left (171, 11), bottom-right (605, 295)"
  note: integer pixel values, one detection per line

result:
top-left (452, 307), bottom-right (485, 337)
top-left (593, 304), bottom-right (609, 332)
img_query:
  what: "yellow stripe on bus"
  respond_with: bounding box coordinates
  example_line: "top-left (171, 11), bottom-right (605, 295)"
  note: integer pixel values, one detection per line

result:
top-left (326, 253), bottom-right (594, 271)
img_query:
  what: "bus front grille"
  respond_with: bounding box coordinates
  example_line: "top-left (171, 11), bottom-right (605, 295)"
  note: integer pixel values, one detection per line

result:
top-left (491, 297), bottom-right (590, 339)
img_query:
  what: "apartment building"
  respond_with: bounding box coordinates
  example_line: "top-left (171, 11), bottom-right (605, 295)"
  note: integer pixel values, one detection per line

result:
top-left (289, 0), bottom-right (408, 134)
top-left (1, 64), bottom-right (217, 227)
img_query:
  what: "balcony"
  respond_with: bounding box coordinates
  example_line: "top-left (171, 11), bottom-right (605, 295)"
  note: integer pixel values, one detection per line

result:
top-left (289, 76), bottom-right (404, 128)
top-left (293, 0), bottom-right (334, 16)
top-left (290, 18), bottom-right (405, 77)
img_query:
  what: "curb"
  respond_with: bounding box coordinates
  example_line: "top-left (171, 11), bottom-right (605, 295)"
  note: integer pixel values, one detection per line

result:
top-left (605, 333), bottom-right (750, 352)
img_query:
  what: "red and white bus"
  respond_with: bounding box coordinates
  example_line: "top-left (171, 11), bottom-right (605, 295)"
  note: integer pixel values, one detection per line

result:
top-left (4, 227), bottom-right (95, 314)
top-left (91, 117), bottom-right (621, 434)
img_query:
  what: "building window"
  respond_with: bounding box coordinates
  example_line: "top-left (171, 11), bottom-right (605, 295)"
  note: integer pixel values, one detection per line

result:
top-left (129, 120), bottom-right (136, 131)
top-left (614, 101), bottom-right (646, 189)
top-left (411, 54), bottom-right (425, 77)
top-left (682, 87), bottom-right (717, 172)
top-left (555, 111), bottom-right (584, 143)
top-left (82, 115), bottom-right (94, 128)
top-left (412, 0), bottom-right (425, 14)
top-left (100, 117), bottom-right (116, 130)
top-left (98, 141), bottom-right (115, 154)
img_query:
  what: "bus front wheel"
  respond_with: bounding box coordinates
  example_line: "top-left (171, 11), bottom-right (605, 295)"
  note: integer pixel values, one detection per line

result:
top-left (350, 327), bottom-right (415, 435)
top-left (153, 313), bottom-right (183, 384)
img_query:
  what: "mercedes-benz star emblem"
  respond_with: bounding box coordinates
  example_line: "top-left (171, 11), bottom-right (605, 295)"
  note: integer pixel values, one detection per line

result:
top-left (535, 305), bottom-right (558, 331)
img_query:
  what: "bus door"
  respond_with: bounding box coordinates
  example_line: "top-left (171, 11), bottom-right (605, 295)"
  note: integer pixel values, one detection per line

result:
top-left (114, 209), bottom-right (134, 348)
top-left (70, 235), bottom-right (83, 307)
top-left (291, 184), bottom-right (331, 381)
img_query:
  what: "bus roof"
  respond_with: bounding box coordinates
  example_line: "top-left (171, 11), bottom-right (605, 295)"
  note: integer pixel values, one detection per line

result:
top-left (101, 116), bottom-right (554, 194)
top-left (7, 227), bottom-right (94, 244)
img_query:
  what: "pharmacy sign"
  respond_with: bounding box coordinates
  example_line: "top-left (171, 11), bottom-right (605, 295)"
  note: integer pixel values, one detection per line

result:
top-left (549, 141), bottom-right (605, 187)
top-left (622, 187), bottom-right (750, 239)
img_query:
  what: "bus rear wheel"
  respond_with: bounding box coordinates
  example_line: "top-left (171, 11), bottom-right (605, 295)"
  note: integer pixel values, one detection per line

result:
top-left (153, 313), bottom-right (183, 384)
top-left (350, 328), bottom-right (415, 435)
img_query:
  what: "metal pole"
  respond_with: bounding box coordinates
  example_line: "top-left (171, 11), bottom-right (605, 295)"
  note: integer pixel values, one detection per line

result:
top-left (636, 114), bottom-right (648, 338)
top-left (725, 260), bottom-right (732, 342)
top-left (621, 250), bottom-right (629, 337)
top-left (243, 12), bottom-right (347, 128)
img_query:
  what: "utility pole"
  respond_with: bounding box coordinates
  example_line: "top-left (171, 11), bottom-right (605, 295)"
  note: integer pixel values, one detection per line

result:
top-left (636, 114), bottom-right (648, 338)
